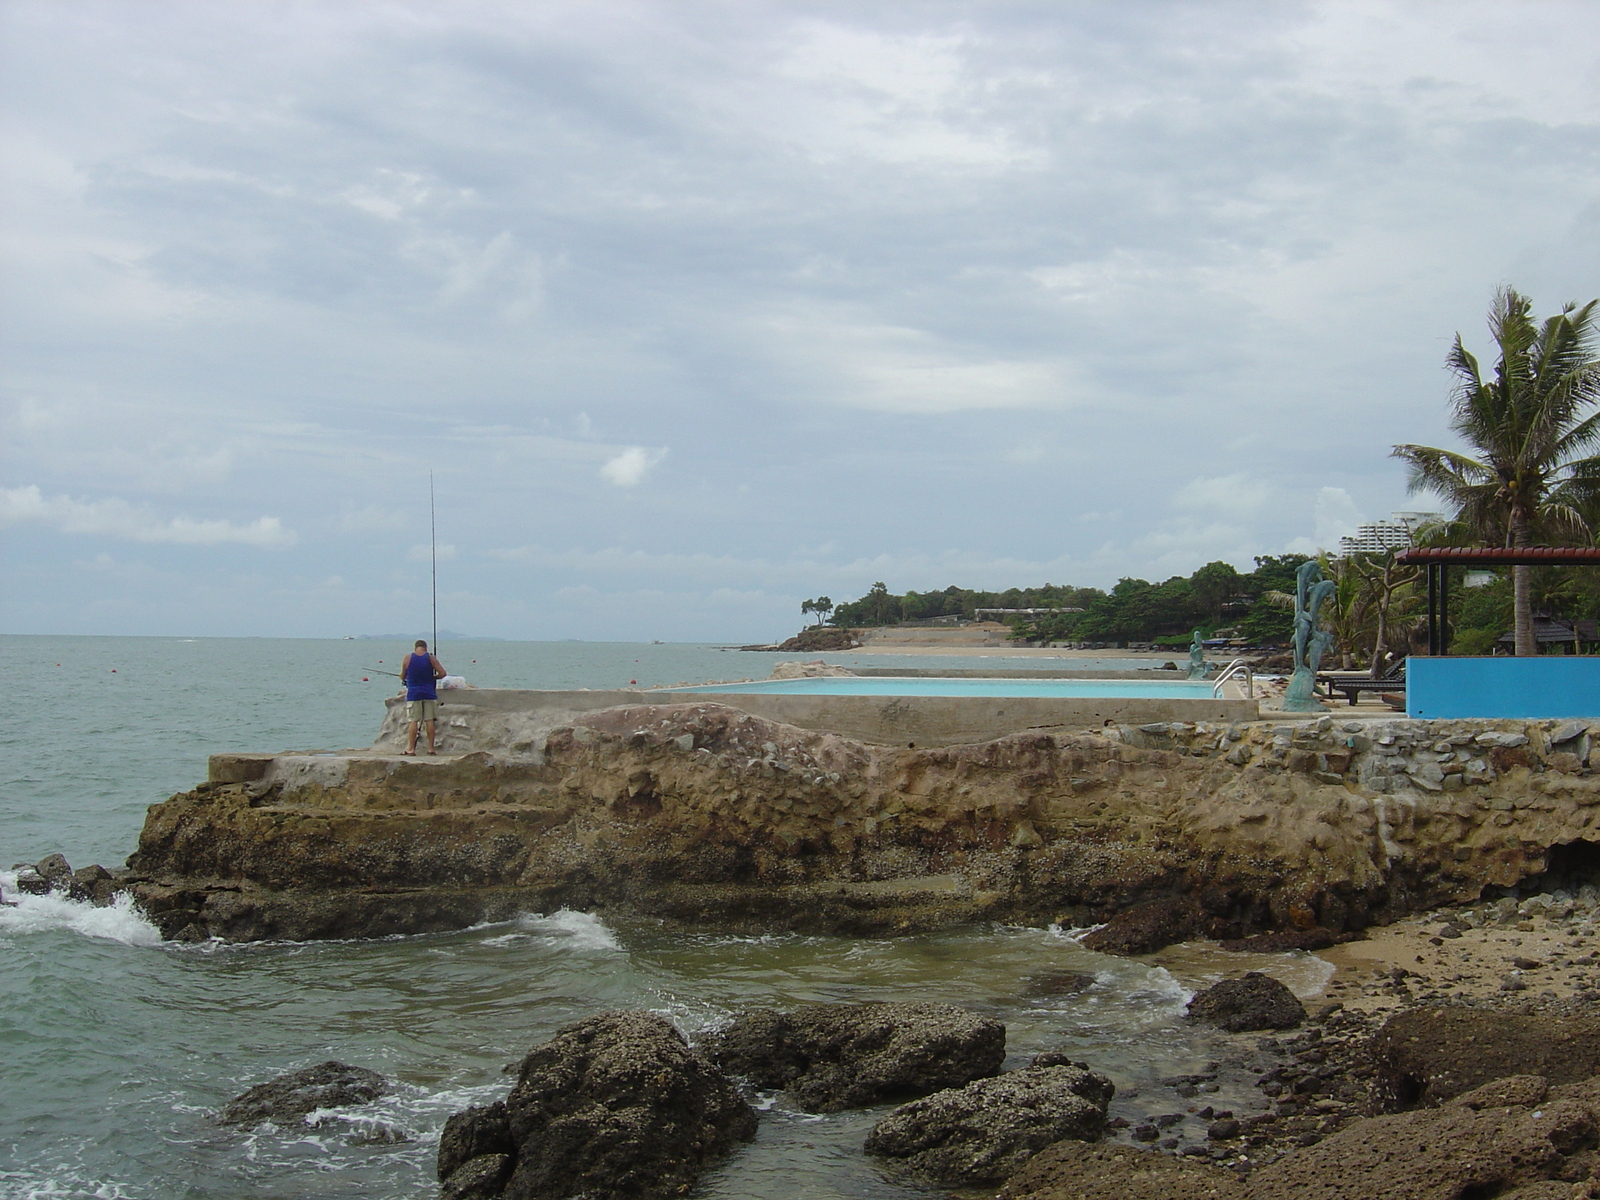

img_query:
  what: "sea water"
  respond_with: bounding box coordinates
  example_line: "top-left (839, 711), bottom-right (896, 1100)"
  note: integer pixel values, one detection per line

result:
top-left (0, 636), bottom-right (1327, 1200)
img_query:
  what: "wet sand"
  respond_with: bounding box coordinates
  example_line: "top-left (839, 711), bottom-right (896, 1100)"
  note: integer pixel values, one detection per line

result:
top-left (1313, 897), bottom-right (1600, 1016)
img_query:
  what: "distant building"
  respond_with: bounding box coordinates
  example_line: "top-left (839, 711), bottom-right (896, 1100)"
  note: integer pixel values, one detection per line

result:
top-left (1338, 511), bottom-right (1440, 557)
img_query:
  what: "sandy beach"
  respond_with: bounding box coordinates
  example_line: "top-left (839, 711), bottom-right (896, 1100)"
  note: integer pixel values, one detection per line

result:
top-left (1314, 896), bottom-right (1597, 1012)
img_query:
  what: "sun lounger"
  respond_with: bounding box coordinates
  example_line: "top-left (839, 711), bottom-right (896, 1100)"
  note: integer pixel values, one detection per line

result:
top-left (1317, 668), bottom-right (1407, 706)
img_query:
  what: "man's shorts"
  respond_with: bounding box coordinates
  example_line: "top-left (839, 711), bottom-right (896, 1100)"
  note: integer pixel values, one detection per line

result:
top-left (405, 698), bottom-right (438, 722)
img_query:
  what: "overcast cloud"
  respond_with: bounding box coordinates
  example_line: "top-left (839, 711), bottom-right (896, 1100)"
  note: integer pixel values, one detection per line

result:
top-left (3, 0), bottom-right (1598, 640)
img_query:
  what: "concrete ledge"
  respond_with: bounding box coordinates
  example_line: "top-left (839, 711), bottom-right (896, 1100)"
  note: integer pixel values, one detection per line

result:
top-left (383, 687), bottom-right (1257, 746)
top-left (208, 753), bottom-right (275, 784)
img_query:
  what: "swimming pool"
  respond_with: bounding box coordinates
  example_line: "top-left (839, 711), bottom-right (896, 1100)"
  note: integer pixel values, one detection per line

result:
top-left (673, 676), bottom-right (1220, 699)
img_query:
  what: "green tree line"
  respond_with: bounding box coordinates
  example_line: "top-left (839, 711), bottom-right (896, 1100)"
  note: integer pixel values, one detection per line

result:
top-left (826, 557), bottom-right (1315, 646)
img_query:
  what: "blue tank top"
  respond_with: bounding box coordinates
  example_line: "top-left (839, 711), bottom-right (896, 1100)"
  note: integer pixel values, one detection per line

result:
top-left (404, 651), bottom-right (438, 700)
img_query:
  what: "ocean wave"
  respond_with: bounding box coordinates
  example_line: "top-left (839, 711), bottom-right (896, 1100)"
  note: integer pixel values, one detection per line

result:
top-left (478, 909), bottom-right (623, 952)
top-left (1046, 922), bottom-right (1104, 941)
top-left (0, 873), bottom-right (162, 948)
top-left (0, 1169), bottom-right (138, 1200)
top-left (649, 994), bottom-right (733, 1038)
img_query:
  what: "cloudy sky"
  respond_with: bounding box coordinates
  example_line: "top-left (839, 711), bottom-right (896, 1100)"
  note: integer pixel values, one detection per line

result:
top-left (3, 1), bottom-right (1597, 641)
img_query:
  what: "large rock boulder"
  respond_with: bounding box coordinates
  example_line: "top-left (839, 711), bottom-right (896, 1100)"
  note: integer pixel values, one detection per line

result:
top-left (864, 1057), bottom-right (1114, 1185)
top-left (705, 1001), bottom-right (1005, 1112)
top-left (438, 1102), bottom-right (513, 1189)
top-left (35, 853), bottom-right (73, 890)
top-left (1185, 972), bottom-right (1305, 1033)
top-left (997, 1139), bottom-right (1245, 1200)
top-left (437, 1011), bottom-right (756, 1200)
top-left (1242, 1075), bottom-right (1600, 1200)
top-left (219, 1061), bottom-right (386, 1128)
top-left (1080, 897), bottom-right (1206, 956)
top-left (1371, 1007), bottom-right (1600, 1111)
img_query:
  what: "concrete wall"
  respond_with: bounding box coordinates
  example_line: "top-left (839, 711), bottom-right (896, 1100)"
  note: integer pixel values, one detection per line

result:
top-left (373, 686), bottom-right (1258, 748)
top-left (1408, 656), bottom-right (1600, 720)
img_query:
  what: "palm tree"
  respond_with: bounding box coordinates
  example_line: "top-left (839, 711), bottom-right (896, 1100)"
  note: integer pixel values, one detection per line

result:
top-left (1393, 288), bottom-right (1600, 656)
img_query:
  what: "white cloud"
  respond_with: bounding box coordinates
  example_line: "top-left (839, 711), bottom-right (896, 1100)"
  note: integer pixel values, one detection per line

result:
top-left (1285, 486), bottom-right (1364, 554)
top-left (0, 485), bottom-right (296, 547)
top-left (3, 2), bottom-right (1597, 637)
top-left (1173, 474), bottom-right (1277, 520)
top-left (599, 447), bottom-right (665, 487)
top-left (762, 308), bottom-right (1081, 413)
top-left (1312, 486), bottom-right (1363, 546)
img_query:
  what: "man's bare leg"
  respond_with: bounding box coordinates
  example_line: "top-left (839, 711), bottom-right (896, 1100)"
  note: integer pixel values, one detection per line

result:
top-left (425, 719), bottom-right (438, 754)
top-left (406, 720), bottom-right (419, 755)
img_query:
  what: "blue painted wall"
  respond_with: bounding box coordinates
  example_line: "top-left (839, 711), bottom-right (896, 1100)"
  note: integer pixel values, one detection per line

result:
top-left (1407, 655), bottom-right (1600, 719)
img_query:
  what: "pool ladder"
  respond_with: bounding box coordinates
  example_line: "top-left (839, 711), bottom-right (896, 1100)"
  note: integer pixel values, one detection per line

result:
top-left (1211, 658), bottom-right (1254, 700)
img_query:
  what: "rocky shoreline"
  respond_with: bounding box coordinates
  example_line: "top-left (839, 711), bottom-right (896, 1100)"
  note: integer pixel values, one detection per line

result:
top-left (14, 835), bottom-right (1600, 1195)
top-left (87, 700), bottom-right (1600, 951)
top-left (14, 697), bottom-right (1600, 1196)
top-left (194, 934), bottom-right (1600, 1199)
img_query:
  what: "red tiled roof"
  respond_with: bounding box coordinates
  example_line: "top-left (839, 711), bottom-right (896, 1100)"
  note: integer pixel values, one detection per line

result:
top-left (1395, 546), bottom-right (1600, 565)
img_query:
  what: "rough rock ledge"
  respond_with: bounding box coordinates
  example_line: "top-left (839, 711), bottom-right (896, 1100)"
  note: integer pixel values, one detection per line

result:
top-left (115, 698), bottom-right (1600, 948)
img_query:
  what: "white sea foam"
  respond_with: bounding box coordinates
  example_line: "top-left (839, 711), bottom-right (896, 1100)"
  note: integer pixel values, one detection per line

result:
top-left (0, 872), bottom-right (163, 947)
top-left (483, 908), bottom-right (622, 952)
top-left (650, 995), bottom-right (732, 1037)
top-left (0, 1170), bottom-right (137, 1199)
top-left (1121, 964), bottom-right (1193, 1008)
top-left (1047, 922), bottom-right (1103, 941)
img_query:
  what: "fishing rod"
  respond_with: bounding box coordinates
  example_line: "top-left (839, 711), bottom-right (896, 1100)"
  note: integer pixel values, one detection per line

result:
top-left (430, 469), bottom-right (438, 653)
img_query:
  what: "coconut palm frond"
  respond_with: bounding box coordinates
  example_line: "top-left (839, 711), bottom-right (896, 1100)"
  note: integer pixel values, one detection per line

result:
top-left (1550, 410), bottom-right (1600, 462)
top-left (1395, 288), bottom-right (1600, 653)
top-left (1390, 444), bottom-right (1493, 499)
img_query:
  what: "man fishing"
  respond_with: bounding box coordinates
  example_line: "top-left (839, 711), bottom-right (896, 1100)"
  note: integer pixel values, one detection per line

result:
top-left (400, 639), bottom-right (446, 755)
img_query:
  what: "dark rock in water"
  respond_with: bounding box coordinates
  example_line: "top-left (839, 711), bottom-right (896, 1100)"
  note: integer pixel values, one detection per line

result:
top-left (438, 1102), bottom-right (513, 1182)
top-left (1080, 897), bottom-right (1203, 956)
top-left (706, 1001), bottom-right (1005, 1113)
top-left (69, 864), bottom-right (113, 903)
top-left (1185, 972), bottom-right (1305, 1032)
top-left (770, 627), bottom-right (860, 653)
top-left (439, 1010), bottom-right (757, 1200)
top-left (35, 853), bottom-right (73, 889)
top-left (218, 1061), bottom-right (387, 1128)
top-left (343, 1122), bottom-right (412, 1145)
top-left (13, 867), bottom-right (50, 896)
top-left (864, 1062), bottom-right (1114, 1185)
top-left (997, 1139), bottom-right (1244, 1200)
top-left (1031, 1051), bottom-right (1095, 1071)
top-left (1020, 971), bottom-right (1096, 997)
top-left (441, 1153), bottom-right (513, 1200)
top-left (1242, 1074), bottom-right (1600, 1200)
top-left (1217, 928), bottom-right (1343, 953)
top-left (1371, 1007), bottom-right (1600, 1112)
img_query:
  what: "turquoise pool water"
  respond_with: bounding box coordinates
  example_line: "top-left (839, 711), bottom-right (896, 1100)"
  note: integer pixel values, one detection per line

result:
top-left (674, 676), bottom-right (1218, 698)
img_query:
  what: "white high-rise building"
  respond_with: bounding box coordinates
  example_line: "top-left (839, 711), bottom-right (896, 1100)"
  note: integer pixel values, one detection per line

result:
top-left (1337, 512), bottom-right (1440, 556)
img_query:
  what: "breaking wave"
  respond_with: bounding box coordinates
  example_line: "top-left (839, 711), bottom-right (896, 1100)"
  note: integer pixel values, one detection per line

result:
top-left (0, 871), bottom-right (162, 947)
top-left (480, 908), bottom-right (622, 952)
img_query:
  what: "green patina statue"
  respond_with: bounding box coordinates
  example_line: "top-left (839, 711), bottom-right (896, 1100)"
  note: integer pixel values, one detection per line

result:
top-left (1187, 629), bottom-right (1211, 680)
top-left (1282, 560), bottom-right (1336, 712)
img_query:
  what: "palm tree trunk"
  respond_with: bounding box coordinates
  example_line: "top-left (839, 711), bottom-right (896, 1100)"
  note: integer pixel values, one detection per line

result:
top-left (1512, 512), bottom-right (1535, 657)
